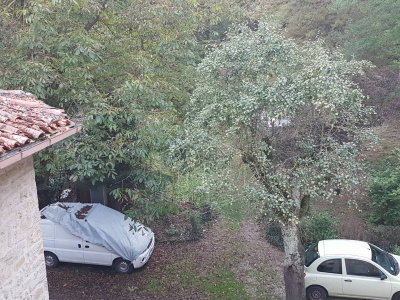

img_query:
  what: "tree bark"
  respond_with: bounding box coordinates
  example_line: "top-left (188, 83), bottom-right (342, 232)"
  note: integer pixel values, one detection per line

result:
top-left (281, 189), bottom-right (306, 300)
top-left (84, 0), bottom-right (108, 31)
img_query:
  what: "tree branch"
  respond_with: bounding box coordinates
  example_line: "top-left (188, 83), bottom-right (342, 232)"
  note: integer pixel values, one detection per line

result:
top-left (84, 0), bottom-right (108, 31)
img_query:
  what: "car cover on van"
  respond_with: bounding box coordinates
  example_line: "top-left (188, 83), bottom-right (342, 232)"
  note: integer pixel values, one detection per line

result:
top-left (40, 202), bottom-right (154, 262)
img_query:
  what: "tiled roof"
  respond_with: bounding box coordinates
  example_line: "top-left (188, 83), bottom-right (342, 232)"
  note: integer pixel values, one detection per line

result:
top-left (0, 90), bottom-right (76, 157)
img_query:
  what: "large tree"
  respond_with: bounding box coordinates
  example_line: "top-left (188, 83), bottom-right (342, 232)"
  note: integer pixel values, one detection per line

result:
top-left (0, 0), bottom-right (245, 220)
top-left (172, 20), bottom-right (373, 299)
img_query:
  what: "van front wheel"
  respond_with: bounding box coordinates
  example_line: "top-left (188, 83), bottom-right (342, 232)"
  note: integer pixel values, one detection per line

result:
top-left (44, 252), bottom-right (59, 268)
top-left (114, 258), bottom-right (133, 274)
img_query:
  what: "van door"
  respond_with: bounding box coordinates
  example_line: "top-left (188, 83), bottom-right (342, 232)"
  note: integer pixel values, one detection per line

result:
top-left (41, 220), bottom-right (55, 249)
top-left (54, 225), bottom-right (84, 263)
top-left (82, 240), bottom-right (114, 266)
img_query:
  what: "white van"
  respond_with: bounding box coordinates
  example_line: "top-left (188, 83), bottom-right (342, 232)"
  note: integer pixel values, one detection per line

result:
top-left (40, 202), bottom-right (155, 274)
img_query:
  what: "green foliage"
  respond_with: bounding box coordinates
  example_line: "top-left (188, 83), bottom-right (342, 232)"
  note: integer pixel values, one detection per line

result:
top-left (393, 246), bottom-right (400, 256)
top-left (202, 166), bottom-right (263, 222)
top-left (161, 204), bottom-right (214, 242)
top-left (167, 162), bottom-right (264, 226)
top-left (187, 210), bottom-right (203, 238)
top-left (300, 211), bottom-right (339, 245)
top-left (250, 1), bottom-right (400, 134)
top-left (265, 222), bottom-right (284, 250)
top-left (145, 279), bottom-right (161, 291)
top-left (109, 188), bottom-right (178, 224)
top-left (172, 19), bottom-right (374, 224)
top-left (332, 0), bottom-right (400, 67)
top-left (255, 0), bottom-right (342, 46)
top-left (171, 22), bottom-right (373, 296)
top-left (205, 271), bottom-right (245, 300)
top-left (368, 149), bottom-right (400, 225)
top-left (165, 170), bottom-right (212, 205)
top-left (0, 0), bottom-right (247, 222)
top-left (34, 141), bottom-right (76, 207)
top-left (265, 211), bottom-right (339, 250)
top-left (35, 175), bottom-right (70, 208)
top-left (151, 260), bottom-right (245, 299)
top-left (165, 224), bottom-right (182, 236)
top-left (255, 0), bottom-right (400, 68)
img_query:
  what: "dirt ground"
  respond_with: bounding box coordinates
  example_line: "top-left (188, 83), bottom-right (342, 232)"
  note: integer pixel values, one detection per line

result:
top-left (46, 218), bottom-right (286, 300)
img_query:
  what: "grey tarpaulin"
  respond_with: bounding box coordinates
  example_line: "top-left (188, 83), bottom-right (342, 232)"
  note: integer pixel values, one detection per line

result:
top-left (40, 202), bottom-right (154, 262)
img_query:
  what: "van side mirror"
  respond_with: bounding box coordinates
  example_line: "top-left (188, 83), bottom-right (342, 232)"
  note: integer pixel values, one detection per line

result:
top-left (381, 274), bottom-right (387, 280)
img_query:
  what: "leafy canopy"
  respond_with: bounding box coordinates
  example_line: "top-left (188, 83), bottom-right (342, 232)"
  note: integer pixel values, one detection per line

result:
top-left (172, 20), bottom-right (373, 223)
top-left (0, 0), bottom-right (245, 221)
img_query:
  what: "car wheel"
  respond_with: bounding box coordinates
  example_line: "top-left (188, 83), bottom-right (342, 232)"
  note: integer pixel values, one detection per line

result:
top-left (306, 286), bottom-right (327, 300)
top-left (392, 292), bottom-right (400, 300)
top-left (44, 252), bottom-right (59, 268)
top-left (114, 258), bottom-right (133, 274)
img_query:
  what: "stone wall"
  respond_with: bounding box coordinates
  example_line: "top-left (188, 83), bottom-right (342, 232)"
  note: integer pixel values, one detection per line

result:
top-left (0, 156), bottom-right (49, 300)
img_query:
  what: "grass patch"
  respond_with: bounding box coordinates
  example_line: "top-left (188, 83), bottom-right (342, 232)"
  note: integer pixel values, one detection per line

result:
top-left (217, 199), bottom-right (242, 230)
top-left (205, 271), bottom-right (245, 300)
top-left (144, 252), bottom-right (247, 299)
top-left (145, 279), bottom-right (160, 291)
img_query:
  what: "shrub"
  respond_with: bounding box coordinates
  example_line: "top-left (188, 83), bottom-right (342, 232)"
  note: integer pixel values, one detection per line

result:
top-left (265, 211), bottom-right (339, 250)
top-left (265, 222), bottom-right (284, 250)
top-left (368, 149), bottom-right (400, 225)
top-left (165, 224), bottom-right (182, 236)
top-left (300, 211), bottom-right (339, 246)
top-left (188, 210), bottom-right (202, 238)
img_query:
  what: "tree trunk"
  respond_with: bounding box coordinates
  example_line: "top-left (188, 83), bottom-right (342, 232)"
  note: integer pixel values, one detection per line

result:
top-left (281, 189), bottom-right (305, 300)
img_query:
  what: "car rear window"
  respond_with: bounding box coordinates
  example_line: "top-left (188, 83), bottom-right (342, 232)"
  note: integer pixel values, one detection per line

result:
top-left (305, 242), bottom-right (320, 267)
top-left (317, 259), bottom-right (342, 274)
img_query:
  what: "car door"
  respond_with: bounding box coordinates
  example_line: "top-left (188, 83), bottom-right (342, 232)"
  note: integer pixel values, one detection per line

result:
top-left (83, 240), bottom-right (114, 266)
top-left (315, 258), bottom-right (344, 296)
top-left (342, 258), bottom-right (391, 299)
top-left (54, 225), bottom-right (84, 263)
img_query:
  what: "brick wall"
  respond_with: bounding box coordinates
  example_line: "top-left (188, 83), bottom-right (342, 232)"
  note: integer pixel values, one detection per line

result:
top-left (0, 156), bottom-right (49, 300)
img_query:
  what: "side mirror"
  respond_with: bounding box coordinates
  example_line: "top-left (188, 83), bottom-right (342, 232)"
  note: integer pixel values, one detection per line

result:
top-left (381, 274), bottom-right (388, 280)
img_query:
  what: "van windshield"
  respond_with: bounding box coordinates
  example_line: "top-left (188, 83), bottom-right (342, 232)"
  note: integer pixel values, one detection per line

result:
top-left (305, 242), bottom-right (320, 267)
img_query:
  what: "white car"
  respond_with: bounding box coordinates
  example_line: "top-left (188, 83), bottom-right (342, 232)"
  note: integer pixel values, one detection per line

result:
top-left (40, 202), bottom-right (155, 274)
top-left (305, 239), bottom-right (400, 300)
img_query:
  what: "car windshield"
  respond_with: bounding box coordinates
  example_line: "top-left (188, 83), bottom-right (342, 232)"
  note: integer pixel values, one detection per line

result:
top-left (305, 242), bottom-right (320, 267)
top-left (369, 243), bottom-right (399, 275)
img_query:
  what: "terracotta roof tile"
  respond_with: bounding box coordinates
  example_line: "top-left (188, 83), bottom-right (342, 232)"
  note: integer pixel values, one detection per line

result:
top-left (0, 90), bottom-right (75, 156)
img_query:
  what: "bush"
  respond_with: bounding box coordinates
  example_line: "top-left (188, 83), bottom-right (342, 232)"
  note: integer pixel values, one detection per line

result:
top-left (165, 224), bottom-right (182, 236)
top-left (265, 211), bottom-right (339, 250)
top-left (265, 222), bottom-right (284, 250)
top-left (188, 210), bottom-right (203, 238)
top-left (368, 149), bottom-right (400, 225)
top-left (300, 211), bottom-right (339, 246)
